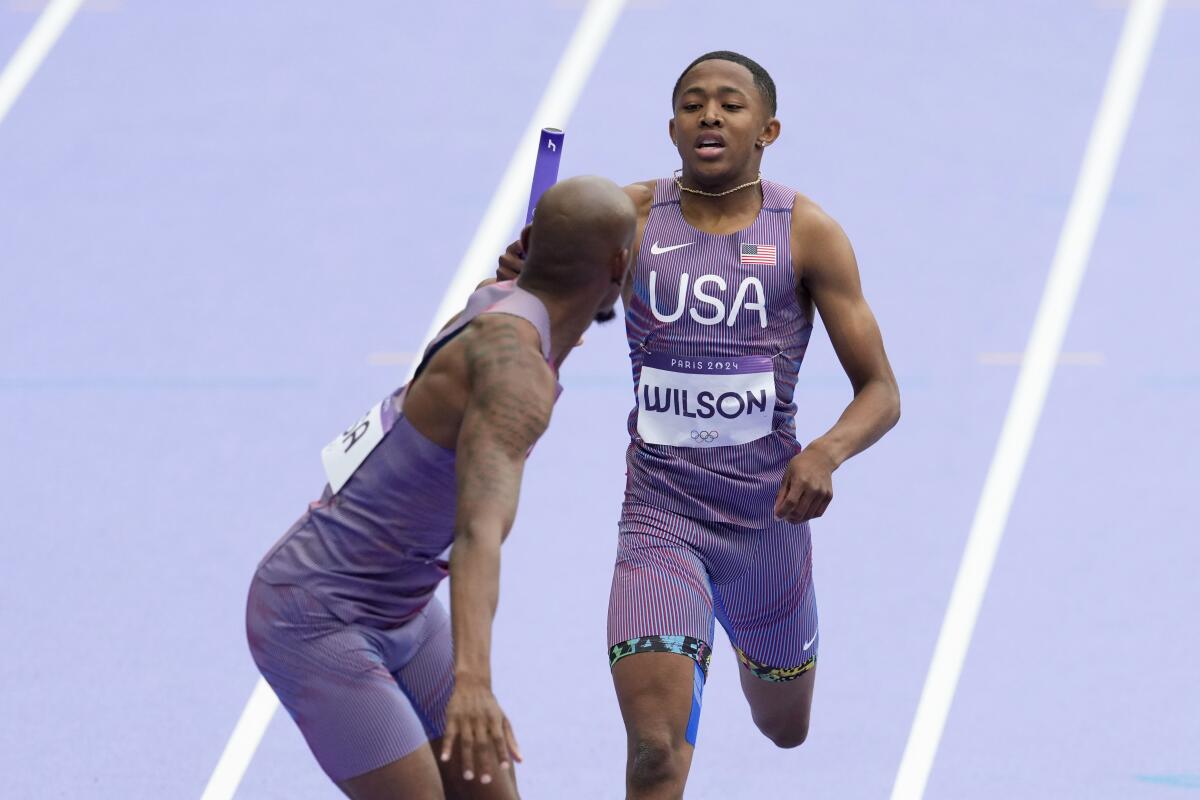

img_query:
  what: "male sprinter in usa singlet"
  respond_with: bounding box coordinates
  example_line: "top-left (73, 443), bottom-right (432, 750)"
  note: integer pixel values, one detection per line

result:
top-left (247, 177), bottom-right (636, 800)
top-left (500, 52), bottom-right (901, 798)
top-left (609, 52), bottom-right (901, 798)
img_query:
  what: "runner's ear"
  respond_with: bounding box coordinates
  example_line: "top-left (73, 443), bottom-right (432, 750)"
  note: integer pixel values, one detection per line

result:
top-left (611, 247), bottom-right (631, 284)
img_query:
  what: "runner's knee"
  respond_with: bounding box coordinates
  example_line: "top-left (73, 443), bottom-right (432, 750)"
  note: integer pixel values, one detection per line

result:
top-left (757, 716), bottom-right (809, 749)
top-left (629, 733), bottom-right (686, 791)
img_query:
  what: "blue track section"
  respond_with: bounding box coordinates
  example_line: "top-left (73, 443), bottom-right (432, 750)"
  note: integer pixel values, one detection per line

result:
top-left (0, 2), bottom-right (1193, 798)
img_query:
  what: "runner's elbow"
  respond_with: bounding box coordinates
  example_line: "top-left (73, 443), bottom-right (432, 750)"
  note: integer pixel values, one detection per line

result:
top-left (886, 379), bottom-right (901, 429)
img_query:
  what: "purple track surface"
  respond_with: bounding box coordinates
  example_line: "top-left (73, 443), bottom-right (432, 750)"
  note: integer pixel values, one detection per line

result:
top-left (1, 2), bottom-right (1196, 798)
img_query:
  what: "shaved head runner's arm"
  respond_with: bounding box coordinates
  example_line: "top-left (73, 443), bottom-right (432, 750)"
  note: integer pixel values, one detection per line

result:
top-left (439, 313), bottom-right (557, 787)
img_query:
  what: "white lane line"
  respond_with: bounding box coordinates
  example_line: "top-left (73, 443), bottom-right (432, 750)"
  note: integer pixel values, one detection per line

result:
top-left (199, 679), bottom-right (278, 800)
top-left (0, 0), bottom-right (84, 127)
top-left (409, 0), bottom-right (626, 381)
top-left (890, 2), bottom-right (1166, 798)
top-left (198, 2), bottom-right (627, 798)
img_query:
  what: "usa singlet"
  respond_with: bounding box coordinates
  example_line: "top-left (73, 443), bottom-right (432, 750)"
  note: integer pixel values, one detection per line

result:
top-left (624, 178), bottom-right (813, 528)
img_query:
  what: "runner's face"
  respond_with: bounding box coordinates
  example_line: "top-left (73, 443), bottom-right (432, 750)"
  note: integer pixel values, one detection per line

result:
top-left (670, 60), bottom-right (776, 186)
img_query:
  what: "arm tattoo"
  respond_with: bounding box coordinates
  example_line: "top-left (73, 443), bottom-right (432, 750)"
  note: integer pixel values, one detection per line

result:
top-left (456, 316), bottom-right (553, 509)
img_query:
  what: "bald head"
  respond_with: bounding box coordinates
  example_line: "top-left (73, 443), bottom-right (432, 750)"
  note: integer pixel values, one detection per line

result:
top-left (520, 176), bottom-right (636, 293)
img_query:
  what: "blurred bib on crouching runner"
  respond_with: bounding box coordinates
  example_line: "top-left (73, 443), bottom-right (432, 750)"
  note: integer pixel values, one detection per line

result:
top-left (320, 396), bottom-right (397, 493)
top-left (636, 353), bottom-right (775, 448)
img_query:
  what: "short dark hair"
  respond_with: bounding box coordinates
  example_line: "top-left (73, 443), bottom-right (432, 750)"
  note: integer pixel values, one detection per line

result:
top-left (671, 51), bottom-right (777, 116)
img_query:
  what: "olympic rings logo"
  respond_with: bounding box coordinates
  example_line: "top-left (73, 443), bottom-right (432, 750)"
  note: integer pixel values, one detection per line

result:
top-left (690, 430), bottom-right (719, 443)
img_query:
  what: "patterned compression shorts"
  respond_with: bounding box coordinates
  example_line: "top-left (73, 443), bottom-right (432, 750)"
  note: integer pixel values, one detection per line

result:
top-left (245, 576), bottom-right (453, 782)
top-left (608, 502), bottom-right (818, 683)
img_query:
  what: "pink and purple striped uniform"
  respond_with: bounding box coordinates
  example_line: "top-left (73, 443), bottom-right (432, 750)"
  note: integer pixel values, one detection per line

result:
top-left (256, 281), bottom-right (555, 627)
top-left (623, 178), bottom-right (812, 528)
top-left (609, 178), bottom-right (819, 701)
top-left (248, 281), bottom-right (555, 781)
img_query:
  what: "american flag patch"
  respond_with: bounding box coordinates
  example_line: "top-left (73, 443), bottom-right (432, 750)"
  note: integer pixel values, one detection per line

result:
top-left (740, 243), bottom-right (776, 265)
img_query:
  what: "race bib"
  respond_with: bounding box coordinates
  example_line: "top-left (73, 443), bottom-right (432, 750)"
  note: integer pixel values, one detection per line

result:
top-left (320, 398), bottom-right (393, 493)
top-left (636, 353), bottom-right (775, 448)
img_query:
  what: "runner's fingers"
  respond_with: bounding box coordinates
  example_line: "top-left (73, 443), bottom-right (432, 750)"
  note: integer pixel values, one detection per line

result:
top-left (787, 494), bottom-right (813, 523)
top-left (773, 472), bottom-right (795, 518)
top-left (793, 478), bottom-right (833, 521)
top-left (497, 240), bottom-right (525, 280)
top-left (460, 725), bottom-right (477, 781)
top-left (778, 484), bottom-right (806, 522)
top-left (812, 492), bottom-right (833, 519)
top-left (503, 717), bottom-right (523, 763)
top-left (473, 722), bottom-right (497, 784)
top-left (488, 717), bottom-right (510, 775)
top-left (440, 722), bottom-right (458, 763)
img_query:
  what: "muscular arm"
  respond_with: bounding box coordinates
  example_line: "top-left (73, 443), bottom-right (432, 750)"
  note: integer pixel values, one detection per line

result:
top-left (773, 203), bottom-right (899, 523)
top-left (449, 315), bottom-right (555, 686)
top-left (797, 204), bottom-right (900, 469)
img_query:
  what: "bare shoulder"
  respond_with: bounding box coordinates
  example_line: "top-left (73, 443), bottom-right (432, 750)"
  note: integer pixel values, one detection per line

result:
top-left (792, 192), bottom-right (847, 247)
top-left (624, 180), bottom-right (656, 219)
top-left (462, 313), bottom-right (548, 365)
top-left (620, 181), bottom-right (656, 277)
top-left (459, 313), bottom-right (555, 453)
top-left (461, 314), bottom-right (555, 393)
top-left (790, 192), bottom-right (855, 279)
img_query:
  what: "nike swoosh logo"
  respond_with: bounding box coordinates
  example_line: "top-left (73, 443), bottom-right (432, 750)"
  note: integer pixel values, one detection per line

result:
top-left (649, 241), bottom-right (695, 255)
top-left (803, 631), bottom-right (818, 651)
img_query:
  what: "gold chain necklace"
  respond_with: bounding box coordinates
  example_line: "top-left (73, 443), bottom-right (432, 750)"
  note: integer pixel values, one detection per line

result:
top-left (673, 168), bottom-right (762, 198)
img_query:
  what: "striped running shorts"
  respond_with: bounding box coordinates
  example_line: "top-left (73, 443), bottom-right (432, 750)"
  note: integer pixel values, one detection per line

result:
top-left (245, 576), bottom-right (453, 782)
top-left (608, 502), bottom-right (818, 683)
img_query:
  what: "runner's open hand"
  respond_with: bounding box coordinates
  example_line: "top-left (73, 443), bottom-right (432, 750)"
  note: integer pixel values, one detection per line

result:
top-left (440, 677), bottom-right (522, 784)
top-left (774, 448), bottom-right (835, 523)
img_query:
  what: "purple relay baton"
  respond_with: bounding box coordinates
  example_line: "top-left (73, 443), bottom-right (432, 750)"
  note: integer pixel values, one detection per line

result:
top-left (525, 127), bottom-right (565, 225)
